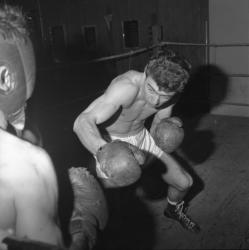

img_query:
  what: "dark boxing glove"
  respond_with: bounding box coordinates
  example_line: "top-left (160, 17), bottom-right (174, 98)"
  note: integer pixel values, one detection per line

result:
top-left (69, 167), bottom-right (108, 250)
top-left (153, 117), bottom-right (184, 153)
top-left (96, 140), bottom-right (144, 187)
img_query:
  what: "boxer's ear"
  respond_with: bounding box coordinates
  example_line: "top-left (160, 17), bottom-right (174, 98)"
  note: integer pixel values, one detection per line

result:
top-left (0, 65), bottom-right (15, 95)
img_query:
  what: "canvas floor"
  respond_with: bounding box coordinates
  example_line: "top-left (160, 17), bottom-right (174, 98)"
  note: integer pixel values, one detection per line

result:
top-left (96, 114), bottom-right (249, 250)
top-left (33, 100), bottom-right (249, 250)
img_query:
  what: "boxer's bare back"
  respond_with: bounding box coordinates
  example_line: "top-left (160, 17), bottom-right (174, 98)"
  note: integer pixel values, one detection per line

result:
top-left (0, 129), bottom-right (63, 246)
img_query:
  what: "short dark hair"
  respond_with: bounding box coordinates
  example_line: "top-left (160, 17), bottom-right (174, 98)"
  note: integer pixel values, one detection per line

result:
top-left (145, 48), bottom-right (191, 93)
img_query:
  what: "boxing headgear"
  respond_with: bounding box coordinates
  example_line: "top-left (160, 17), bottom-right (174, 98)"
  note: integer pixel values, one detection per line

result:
top-left (0, 5), bottom-right (36, 130)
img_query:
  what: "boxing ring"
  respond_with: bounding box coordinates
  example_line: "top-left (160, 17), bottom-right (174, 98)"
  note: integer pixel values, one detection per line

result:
top-left (30, 39), bottom-right (249, 250)
top-left (85, 41), bottom-right (249, 115)
top-left (36, 40), bottom-right (249, 121)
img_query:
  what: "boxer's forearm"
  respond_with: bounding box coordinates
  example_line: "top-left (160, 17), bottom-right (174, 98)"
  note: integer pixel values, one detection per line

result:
top-left (73, 114), bottom-right (106, 155)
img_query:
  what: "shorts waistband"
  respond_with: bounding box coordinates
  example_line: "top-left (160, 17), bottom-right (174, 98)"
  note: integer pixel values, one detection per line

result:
top-left (109, 129), bottom-right (146, 141)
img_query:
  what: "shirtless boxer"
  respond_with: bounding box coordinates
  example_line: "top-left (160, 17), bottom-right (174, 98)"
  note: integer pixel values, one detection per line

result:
top-left (0, 5), bottom-right (108, 250)
top-left (0, 112), bottom-right (64, 249)
top-left (73, 49), bottom-right (200, 233)
top-left (0, 4), bottom-right (65, 249)
top-left (0, 132), bottom-right (108, 250)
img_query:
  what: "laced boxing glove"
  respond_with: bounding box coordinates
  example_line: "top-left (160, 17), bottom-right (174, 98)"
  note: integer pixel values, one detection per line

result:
top-left (96, 140), bottom-right (145, 187)
top-left (69, 167), bottom-right (108, 250)
top-left (153, 117), bottom-right (184, 153)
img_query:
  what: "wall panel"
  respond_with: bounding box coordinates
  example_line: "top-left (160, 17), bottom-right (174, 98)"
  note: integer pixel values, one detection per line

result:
top-left (209, 0), bottom-right (249, 117)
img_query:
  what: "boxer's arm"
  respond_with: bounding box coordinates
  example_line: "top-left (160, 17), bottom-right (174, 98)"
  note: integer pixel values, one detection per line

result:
top-left (73, 81), bottom-right (138, 155)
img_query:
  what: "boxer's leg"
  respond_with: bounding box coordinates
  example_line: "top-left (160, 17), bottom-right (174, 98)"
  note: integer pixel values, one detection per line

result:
top-left (158, 152), bottom-right (200, 233)
top-left (137, 130), bottom-right (200, 233)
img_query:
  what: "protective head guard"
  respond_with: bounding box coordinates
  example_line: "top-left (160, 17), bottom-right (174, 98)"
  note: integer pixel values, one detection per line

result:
top-left (0, 5), bottom-right (36, 131)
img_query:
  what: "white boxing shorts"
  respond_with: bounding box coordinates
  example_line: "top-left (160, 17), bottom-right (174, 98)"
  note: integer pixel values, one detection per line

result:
top-left (95, 128), bottom-right (164, 178)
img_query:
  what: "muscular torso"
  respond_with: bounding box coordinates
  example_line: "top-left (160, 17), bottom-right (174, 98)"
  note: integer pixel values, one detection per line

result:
top-left (105, 99), bottom-right (157, 136)
top-left (102, 71), bottom-right (158, 136)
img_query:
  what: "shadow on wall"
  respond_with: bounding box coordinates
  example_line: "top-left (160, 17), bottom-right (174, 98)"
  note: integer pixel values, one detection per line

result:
top-left (170, 65), bottom-right (229, 202)
top-left (175, 64), bottom-right (229, 162)
top-left (175, 64), bottom-right (229, 117)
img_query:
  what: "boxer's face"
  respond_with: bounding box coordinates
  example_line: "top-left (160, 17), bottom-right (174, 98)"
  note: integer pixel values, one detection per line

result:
top-left (144, 76), bottom-right (175, 108)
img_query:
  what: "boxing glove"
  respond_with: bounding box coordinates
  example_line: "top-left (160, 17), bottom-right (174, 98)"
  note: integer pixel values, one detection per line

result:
top-left (69, 167), bottom-right (108, 250)
top-left (153, 117), bottom-right (184, 153)
top-left (96, 140), bottom-right (143, 187)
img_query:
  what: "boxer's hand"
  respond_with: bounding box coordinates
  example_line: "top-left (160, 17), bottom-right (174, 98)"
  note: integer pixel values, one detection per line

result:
top-left (96, 140), bottom-right (142, 187)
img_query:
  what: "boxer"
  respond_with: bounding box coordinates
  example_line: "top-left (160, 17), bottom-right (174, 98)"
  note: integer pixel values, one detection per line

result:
top-left (0, 5), bottom-right (109, 250)
top-left (0, 4), bottom-right (35, 136)
top-left (0, 4), bottom-right (64, 250)
top-left (73, 48), bottom-right (200, 233)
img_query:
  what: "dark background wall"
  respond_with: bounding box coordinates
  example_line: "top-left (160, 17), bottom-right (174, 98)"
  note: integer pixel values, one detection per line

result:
top-left (1, 0), bottom-right (209, 108)
top-left (0, 0), bottom-right (211, 150)
top-left (0, 1), bottom-right (211, 161)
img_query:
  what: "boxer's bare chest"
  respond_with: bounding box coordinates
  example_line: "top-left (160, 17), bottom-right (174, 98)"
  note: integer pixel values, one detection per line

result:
top-left (106, 99), bottom-right (157, 135)
top-left (122, 99), bottom-right (156, 121)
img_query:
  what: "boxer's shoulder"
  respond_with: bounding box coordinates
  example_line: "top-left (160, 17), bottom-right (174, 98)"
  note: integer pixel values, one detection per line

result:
top-left (110, 71), bottom-right (141, 91)
top-left (0, 129), bottom-right (56, 185)
top-left (112, 70), bottom-right (140, 82)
